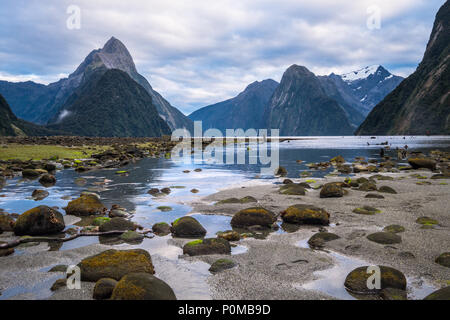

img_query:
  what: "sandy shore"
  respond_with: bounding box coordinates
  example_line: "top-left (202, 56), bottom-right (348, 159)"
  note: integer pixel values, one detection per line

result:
top-left (189, 171), bottom-right (450, 299)
top-left (1, 169), bottom-right (449, 300)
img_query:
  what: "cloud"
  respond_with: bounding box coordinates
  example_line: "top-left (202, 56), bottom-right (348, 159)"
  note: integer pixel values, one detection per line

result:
top-left (0, 0), bottom-right (445, 114)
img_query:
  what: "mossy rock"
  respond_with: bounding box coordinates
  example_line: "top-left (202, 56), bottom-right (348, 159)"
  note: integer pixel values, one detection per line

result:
top-left (367, 232), bottom-right (401, 244)
top-left (353, 206), bottom-right (381, 215)
top-left (93, 278), bottom-right (117, 300)
top-left (424, 286), bottom-right (450, 300)
top-left (435, 252), bottom-right (450, 268)
top-left (230, 207), bottom-right (276, 228)
top-left (92, 217), bottom-right (110, 226)
top-left (307, 232), bottom-right (340, 248)
top-left (13, 206), bottom-right (65, 236)
top-left (380, 287), bottom-right (407, 300)
top-left (160, 187), bottom-right (171, 194)
top-left (358, 181), bottom-right (377, 191)
top-left (183, 238), bottom-right (231, 256)
top-left (111, 273), bottom-right (176, 300)
top-left (344, 266), bottom-right (407, 294)
top-left (65, 194), bottom-right (106, 216)
top-left (275, 166), bottom-right (287, 177)
top-left (22, 169), bottom-right (41, 179)
top-left (209, 258), bottom-right (236, 273)
top-left (190, 189), bottom-right (199, 193)
top-left (416, 216), bottom-right (438, 226)
top-left (0, 246), bottom-right (14, 257)
top-left (320, 182), bottom-right (343, 198)
top-left (281, 204), bottom-right (330, 225)
top-left (147, 188), bottom-right (160, 195)
top-left (356, 177), bottom-right (369, 184)
top-left (39, 174), bottom-right (56, 187)
top-left (74, 178), bottom-right (87, 186)
top-left (120, 231), bottom-right (144, 243)
top-left (373, 175), bottom-right (394, 181)
top-left (152, 222), bottom-right (171, 235)
top-left (31, 189), bottom-right (49, 201)
top-left (282, 179), bottom-right (294, 184)
top-left (279, 184), bottom-right (306, 196)
top-left (365, 193), bottom-right (385, 199)
top-left (0, 214), bottom-right (14, 231)
top-left (378, 186), bottom-right (397, 194)
top-left (431, 174), bottom-right (449, 180)
top-left (171, 216), bottom-right (207, 238)
top-left (330, 155), bottom-right (345, 163)
top-left (408, 158), bottom-right (436, 170)
top-left (157, 206), bottom-right (173, 212)
top-left (383, 225), bottom-right (405, 233)
top-left (217, 230), bottom-right (240, 241)
top-left (99, 217), bottom-right (137, 232)
top-left (78, 249), bottom-right (154, 282)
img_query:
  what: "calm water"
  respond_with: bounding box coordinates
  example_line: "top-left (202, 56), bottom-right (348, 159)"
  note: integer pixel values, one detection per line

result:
top-left (0, 136), bottom-right (449, 299)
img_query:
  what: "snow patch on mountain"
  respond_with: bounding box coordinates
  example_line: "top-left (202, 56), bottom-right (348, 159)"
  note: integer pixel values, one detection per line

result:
top-left (340, 65), bottom-right (381, 82)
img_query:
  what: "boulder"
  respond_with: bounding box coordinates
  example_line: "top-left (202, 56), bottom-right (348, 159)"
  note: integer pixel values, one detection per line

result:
top-left (320, 183), bottom-right (343, 198)
top-left (424, 286), bottom-right (450, 300)
top-left (365, 193), bottom-right (385, 199)
top-left (120, 230), bottom-right (144, 243)
top-left (31, 189), bottom-right (49, 201)
top-left (39, 174), bottom-right (56, 187)
top-left (93, 278), bottom-right (117, 300)
top-left (380, 287), bottom-right (407, 300)
top-left (0, 214), bottom-right (15, 231)
top-left (358, 182), bottom-right (377, 191)
top-left (416, 216), bottom-right (438, 226)
top-left (183, 238), bottom-right (231, 256)
top-left (99, 217), bottom-right (137, 232)
top-left (209, 258), bottom-right (236, 273)
top-left (21, 169), bottom-right (40, 179)
top-left (13, 206), bottom-right (65, 236)
top-left (344, 266), bottom-right (407, 294)
top-left (50, 279), bottom-right (67, 291)
top-left (171, 216), bottom-right (207, 238)
top-left (408, 158), bottom-right (437, 170)
top-left (275, 166), bottom-right (287, 177)
top-left (111, 273), bottom-right (176, 300)
top-left (367, 232), bottom-right (401, 244)
top-left (279, 184), bottom-right (306, 196)
top-left (378, 186), bottom-right (397, 194)
top-left (383, 225), bottom-right (405, 233)
top-left (280, 204), bottom-right (329, 225)
top-left (435, 252), bottom-right (450, 268)
top-left (152, 222), bottom-right (171, 235)
top-left (308, 232), bottom-right (340, 248)
top-left (230, 207), bottom-right (276, 228)
top-left (65, 194), bottom-right (106, 216)
top-left (78, 249), bottom-right (154, 282)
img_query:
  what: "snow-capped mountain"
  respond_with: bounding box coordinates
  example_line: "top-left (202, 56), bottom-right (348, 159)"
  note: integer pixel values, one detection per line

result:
top-left (338, 65), bottom-right (404, 114)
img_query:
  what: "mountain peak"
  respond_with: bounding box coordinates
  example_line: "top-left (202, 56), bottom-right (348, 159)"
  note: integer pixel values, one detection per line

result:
top-left (244, 79), bottom-right (278, 92)
top-left (102, 37), bottom-right (128, 53)
top-left (340, 65), bottom-right (383, 82)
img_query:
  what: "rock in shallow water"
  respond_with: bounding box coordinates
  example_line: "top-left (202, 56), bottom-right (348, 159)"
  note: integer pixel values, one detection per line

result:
top-left (13, 205), bottom-right (65, 236)
top-left (78, 249), bottom-right (154, 282)
top-left (424, 286), bottom-right (450, 300)
top-left (281, 204), bottom-right (329, 225)
top-left (99, 217), bottom-right (137, 232)
top-left (65, 194), bottom-right (106, 216)
top-left (344, 266), bottom-right (407, 295)
top-left (230, 207), bottom-right (276, 228)
top-left (209, 258), bottom-right (236, 273)
top-left (152, 222), bottom-right (171, 235)
top-left (435, 252), bottom-right (450, 268)
top-left (183, 238), bottom-right (231, 256)
top-left (307, 232), bottom-right (340, 248)
top-left (171, 216), bottom-right (206, 238)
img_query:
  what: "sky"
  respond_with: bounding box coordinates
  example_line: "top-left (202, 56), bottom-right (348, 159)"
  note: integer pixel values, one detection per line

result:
top-left (0, 0), bottom-right (445, 114)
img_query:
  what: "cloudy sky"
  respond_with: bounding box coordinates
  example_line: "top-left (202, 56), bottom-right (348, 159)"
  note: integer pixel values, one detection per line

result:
top-left (0, 0), bottom-right (445, 114)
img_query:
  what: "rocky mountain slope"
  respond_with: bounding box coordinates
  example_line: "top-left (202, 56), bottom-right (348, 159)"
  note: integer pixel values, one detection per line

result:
top-left (0, 37), bottom-right (192, 132)
top-left (263, 65), bottom-right (354, 136)
top-left (356, 1), bottom-right (450, 135)
top-left (188, 79), bottom-right (278, 131)
top-left (46, 69), bottom-right (171, 137)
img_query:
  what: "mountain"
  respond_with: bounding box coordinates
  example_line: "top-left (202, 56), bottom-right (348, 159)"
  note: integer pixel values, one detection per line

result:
top-left (263, 65), bottom-right (353, 136)
top-left (188, 79), bottom-right (278, 131)
top-left (0, 37), bottom-right (193, 132)
top-left (46, 69), bottom-right (171, 137)
top-left (339, 65), bottom-right (404, 114)
top-left (356, 1), bottom-right (450, 135)
top-left (0, 94), bottom-right (62, 136)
